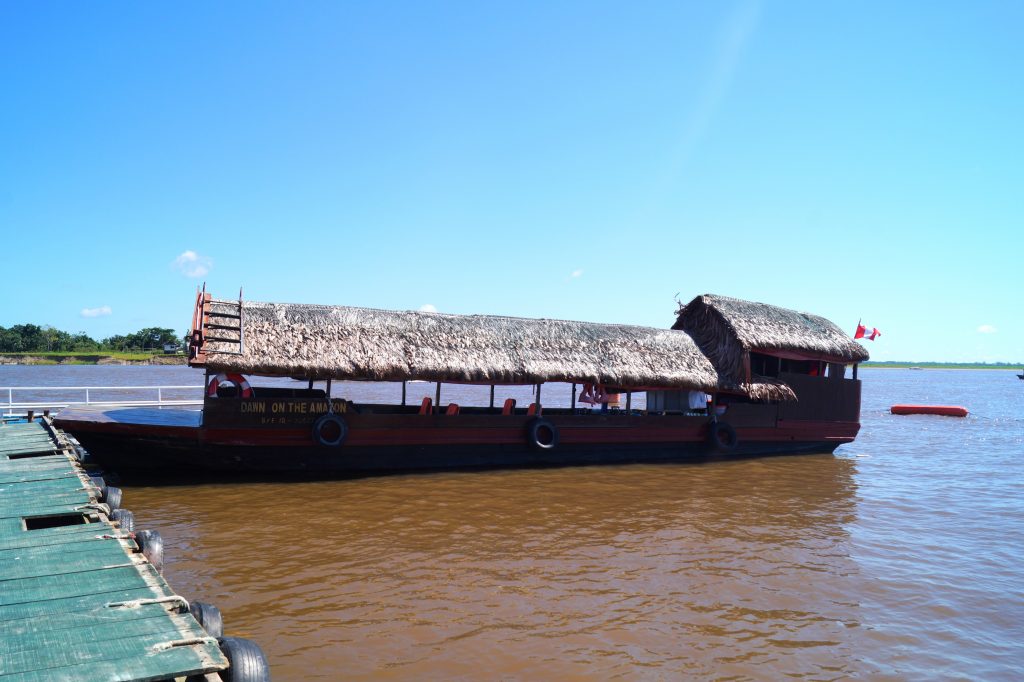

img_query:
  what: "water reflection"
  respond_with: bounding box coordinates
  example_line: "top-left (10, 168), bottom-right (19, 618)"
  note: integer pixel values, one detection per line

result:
top-left (132, 455), bottom-right (861, 680)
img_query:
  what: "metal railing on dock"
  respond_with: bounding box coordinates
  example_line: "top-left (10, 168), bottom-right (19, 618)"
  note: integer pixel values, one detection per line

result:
top-left (1, 385), bottom-right (204, 416)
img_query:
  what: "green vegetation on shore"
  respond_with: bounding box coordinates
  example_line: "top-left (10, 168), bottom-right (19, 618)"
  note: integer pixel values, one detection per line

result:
top-left (1, 324), bottom-right (184, 355)
top-left (862, 361), bottom-right (1023, 370)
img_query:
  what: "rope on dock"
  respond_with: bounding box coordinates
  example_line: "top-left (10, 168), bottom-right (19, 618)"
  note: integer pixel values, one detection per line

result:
top-left (106, 594), bottom-right (190, 611)
top-left (75, 502), bottom-right (111, 515)
top-left (150, 636), bottom-right (219, 653)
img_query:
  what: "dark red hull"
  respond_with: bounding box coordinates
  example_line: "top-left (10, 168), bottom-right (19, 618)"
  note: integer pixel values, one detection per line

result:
top-left (55, 406), bottom-right (858, 477)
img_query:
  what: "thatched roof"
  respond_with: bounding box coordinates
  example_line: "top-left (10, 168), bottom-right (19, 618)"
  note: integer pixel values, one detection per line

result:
top-left (673, 294), bottom-right (869, 381)
top-left (193, 299), bottom-right (722, 391)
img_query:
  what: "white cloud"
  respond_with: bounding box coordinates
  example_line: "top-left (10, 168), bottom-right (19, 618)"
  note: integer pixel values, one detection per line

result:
top-left (80, 305), bottom-right (112, 318)
top-left (419, 304), bottom-right (437, 313)
top-left (172, 250), bottom-right (213, 278)
top-left (977, 324), bottom-right (997, 334)
top-left (570, 269), bottom-right (584, 279)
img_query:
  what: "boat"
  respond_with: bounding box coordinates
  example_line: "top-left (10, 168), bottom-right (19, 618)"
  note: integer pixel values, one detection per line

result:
top-left (54, 290), bottom-right (869, 476)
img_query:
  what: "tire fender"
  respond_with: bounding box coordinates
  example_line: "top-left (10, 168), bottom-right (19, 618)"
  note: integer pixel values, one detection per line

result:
top-left (708, 421), bottom-right (738, 453)
top-left (110, 508), bottom-right (135, 533)
top-left (526, 417), bottom-right (559, 451)
top-left (313, 413), bottom-right (348, 447)
top-left (218, 636), bottom-right (271, 682)
top-left (190, 601), bottom-right (224, 638)
top-left (136, 529), bottom-right (165, 573)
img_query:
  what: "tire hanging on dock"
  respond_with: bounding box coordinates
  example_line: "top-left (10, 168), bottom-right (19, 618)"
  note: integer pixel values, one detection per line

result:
top-left (135, 529), bottom-right (165, 573)
top-left (110, 508), bottom-right (135, 533)
top-left (526, 417), bottom-right (559, 451)
top-left (217, 637), bottom-right (270, 682)
top-left (190, 601), bottom-right (224, 638)
top-left (312, 413), bottom-right (348, 447)
top-left (105, 486), bottom-right (123, 511)
top-left (707, 422), bottom-right (738, 453)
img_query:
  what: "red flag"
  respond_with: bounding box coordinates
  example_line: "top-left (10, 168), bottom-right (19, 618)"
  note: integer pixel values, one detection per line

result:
top-left (854, 322), bottom-right (881, 341)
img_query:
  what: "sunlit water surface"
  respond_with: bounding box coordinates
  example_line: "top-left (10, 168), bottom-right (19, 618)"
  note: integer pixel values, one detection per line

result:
top-left (4, 366), bottom-right (1023, 679)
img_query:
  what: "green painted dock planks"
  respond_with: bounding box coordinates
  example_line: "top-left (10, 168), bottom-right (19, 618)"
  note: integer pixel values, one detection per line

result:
top-left (0, 420), bottom-right (229, 681)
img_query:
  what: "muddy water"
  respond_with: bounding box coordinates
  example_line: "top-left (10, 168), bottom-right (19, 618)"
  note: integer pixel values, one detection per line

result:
top-left (5, 366), bottom-right (1022, 678)
top-left (133, 457), bottom-right (865, 680)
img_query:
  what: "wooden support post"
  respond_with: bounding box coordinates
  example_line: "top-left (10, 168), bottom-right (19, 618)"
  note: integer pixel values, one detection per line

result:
top-left (853, 364), bottom-right (858, 380)
top-left (489, 385), bottom-right (495, 410)
top-left (401, 381), bottom-right (407, 406)
top-left (536, 383), bottom-right (542, 411)
top-left (571, 383), bottom-right (577, 409)
top-left (308, 379), bottom-right (314, 390)
top-left (435, 382), bottom-right (441, 415)
top-left (626, 392), bottom-right (631, 413)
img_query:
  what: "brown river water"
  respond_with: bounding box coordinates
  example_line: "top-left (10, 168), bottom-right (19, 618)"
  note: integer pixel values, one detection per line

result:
top-left (3, 366), bottom-right (1023, 679)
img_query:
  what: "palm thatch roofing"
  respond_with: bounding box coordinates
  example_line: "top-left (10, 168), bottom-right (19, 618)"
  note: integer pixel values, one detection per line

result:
top-left (193, 299), bottom-right (723, 392)
top-left (673, 294), bottom-right (869, 382)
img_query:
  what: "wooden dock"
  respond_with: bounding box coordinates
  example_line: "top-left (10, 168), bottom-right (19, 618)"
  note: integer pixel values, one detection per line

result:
top-left (0, 418), bottom-right (230, 681)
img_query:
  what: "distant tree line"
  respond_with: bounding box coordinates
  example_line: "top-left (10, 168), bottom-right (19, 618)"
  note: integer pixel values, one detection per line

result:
top-left (0, 324), bottom-right (185, 353)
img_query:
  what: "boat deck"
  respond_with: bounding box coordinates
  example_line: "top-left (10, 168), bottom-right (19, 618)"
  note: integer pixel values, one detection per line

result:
top-left (55, 405), bottom-right (203, 428)
top-left (0, 419), bottom-right (227, 681)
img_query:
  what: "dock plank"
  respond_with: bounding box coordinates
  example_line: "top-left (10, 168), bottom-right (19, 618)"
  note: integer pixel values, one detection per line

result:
top-left (0, 420), bottom-right (229, 681)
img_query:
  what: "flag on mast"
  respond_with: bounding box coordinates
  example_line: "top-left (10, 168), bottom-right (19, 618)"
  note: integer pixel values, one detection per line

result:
top-left (854, 321), bottom-right (881, 341)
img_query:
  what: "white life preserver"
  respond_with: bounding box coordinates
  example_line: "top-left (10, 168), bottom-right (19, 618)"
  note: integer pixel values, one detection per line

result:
top-left (207, 373), bottom-right (253, 399)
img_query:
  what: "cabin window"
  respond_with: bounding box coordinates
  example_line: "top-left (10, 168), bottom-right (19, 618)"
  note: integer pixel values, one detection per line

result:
top-left (826, 363), bottom-right (847, 379)
top-left (780, 358), bottom-right (819, 375)
top-left (750, 352), bottom-right (779, 378)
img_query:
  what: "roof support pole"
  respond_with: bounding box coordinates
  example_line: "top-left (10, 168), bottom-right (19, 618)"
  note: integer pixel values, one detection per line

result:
top-left (435, 382), bottom-right (441, 415)
top-left (571, 383), bottom-right (577, 410)
top-left (536, 383), bottom-right (542, 410)
top-left (489, 385), bottom-right (495, 410)
top-left (626, 391), bottom-right (631, 413)
top-left (853, 364), bottom-right (858, 380)
top-left (401, 381), bottom-right (407, 406)
top-left (308, 379), bottom-right (314, 390)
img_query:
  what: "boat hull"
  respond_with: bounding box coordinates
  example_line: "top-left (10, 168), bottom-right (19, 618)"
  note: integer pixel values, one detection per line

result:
top-left (56, 407), bottom-right (856, 477)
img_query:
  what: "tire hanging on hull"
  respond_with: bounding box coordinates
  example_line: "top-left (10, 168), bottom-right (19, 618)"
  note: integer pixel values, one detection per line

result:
top-left (313, 413), bottom-right (348, 447)
top-left (707, 422), bottom-right (738, 453)
top-left (526, 417), bottom-right (559, 451)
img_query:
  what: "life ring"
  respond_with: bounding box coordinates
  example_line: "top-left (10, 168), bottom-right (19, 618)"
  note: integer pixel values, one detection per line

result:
top-left (207, 373), bottom-right (253, 398)
top-left (708, 422), bottom-right (738, 453)
top-left (313, 413), bottom-right (348, 447)
top-left (526, 417), bottom-right (559, 451)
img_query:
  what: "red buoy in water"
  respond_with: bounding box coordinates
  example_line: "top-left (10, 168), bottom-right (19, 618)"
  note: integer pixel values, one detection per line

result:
top-left (891, 405), bottom-right (968, 417)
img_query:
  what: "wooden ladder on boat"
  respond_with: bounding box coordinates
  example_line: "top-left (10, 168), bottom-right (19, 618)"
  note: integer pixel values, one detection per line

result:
top-left (189, 286), bottom-right (244, 363)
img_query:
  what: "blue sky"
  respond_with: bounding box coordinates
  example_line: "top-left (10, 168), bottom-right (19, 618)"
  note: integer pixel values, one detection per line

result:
top-left (2, 2), bottom-right (1021, 363)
